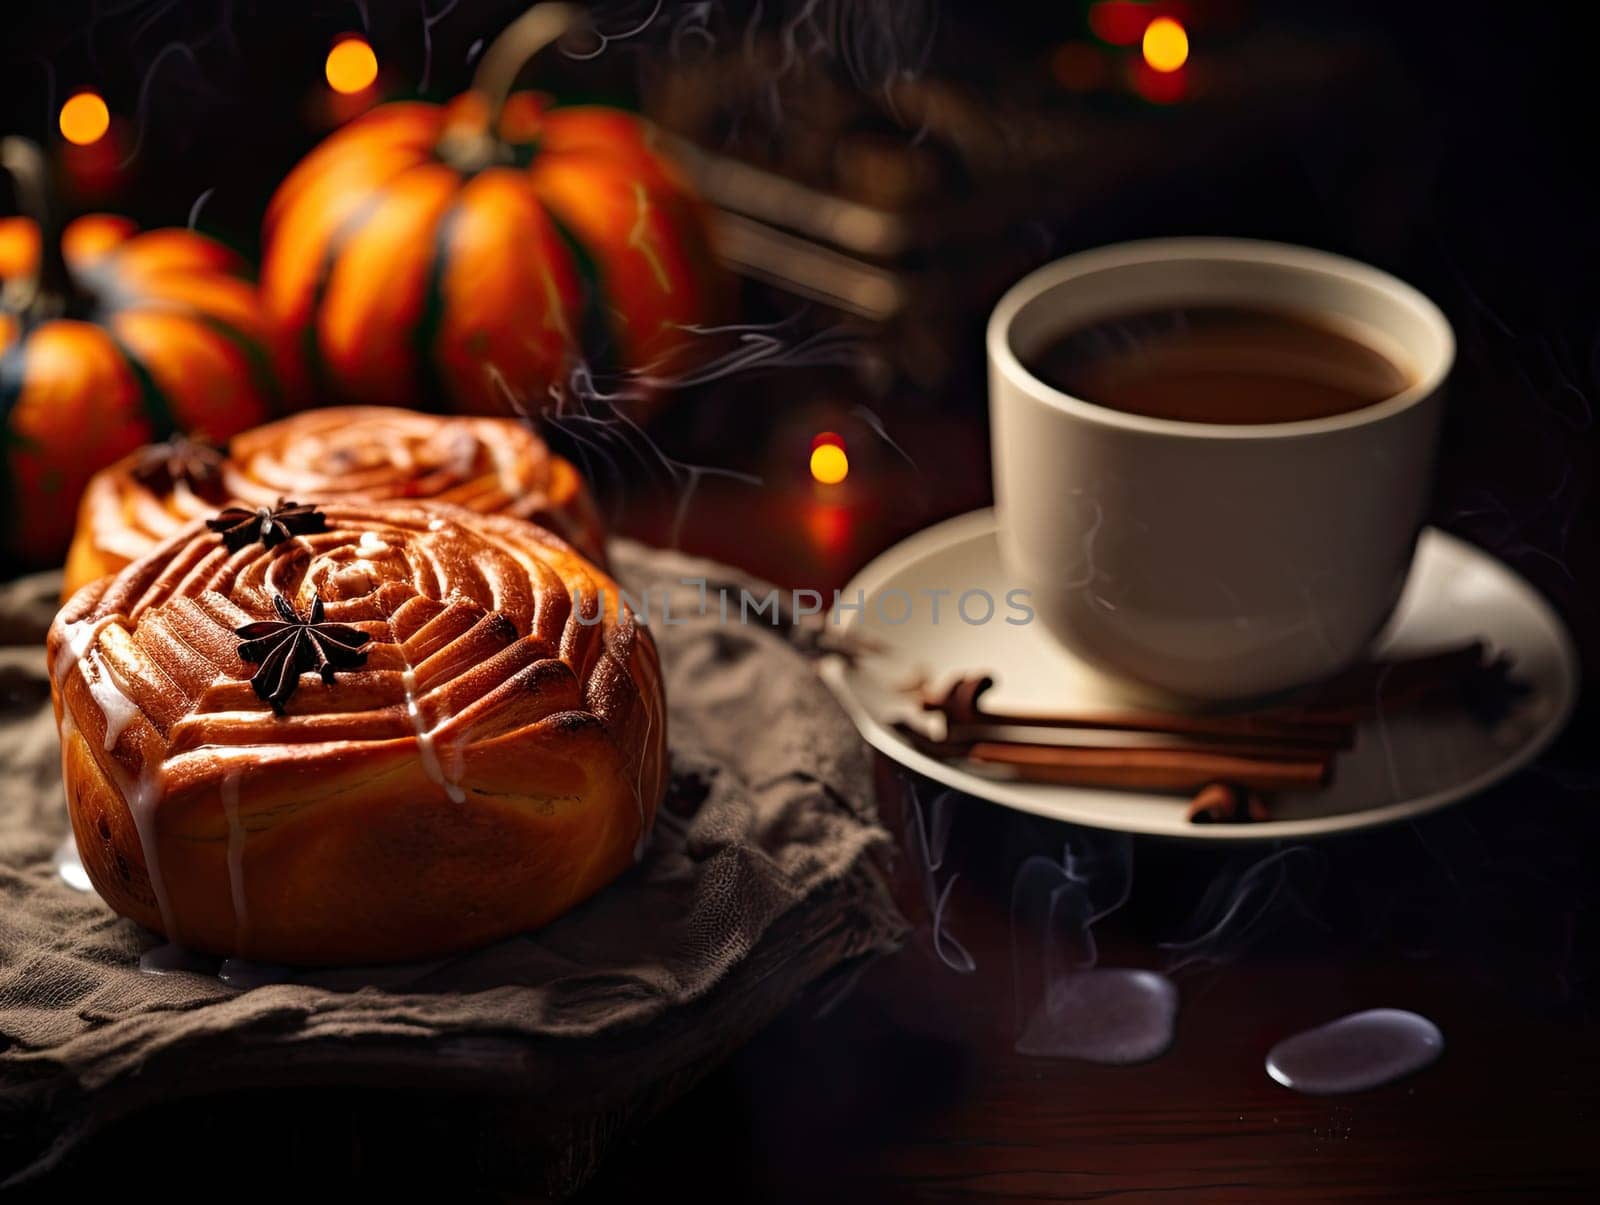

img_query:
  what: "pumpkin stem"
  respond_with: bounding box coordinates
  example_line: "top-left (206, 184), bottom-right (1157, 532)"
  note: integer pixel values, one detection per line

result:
top-left (1, 138), bottom-right (75, 319)
top-left (473, 3), bottom-right (584, 125)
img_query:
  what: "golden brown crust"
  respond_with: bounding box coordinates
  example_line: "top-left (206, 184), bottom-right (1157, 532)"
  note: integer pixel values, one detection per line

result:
top-left (48, 500), bottom-right (664, 965)
top-left (61, 406), bottom-right (606, 598)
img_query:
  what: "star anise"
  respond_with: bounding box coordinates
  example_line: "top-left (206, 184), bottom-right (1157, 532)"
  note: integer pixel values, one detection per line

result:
top-left (131, 434), bottom-right (227, 499)
top-left (206, 499), bottom-right (327, 552)
top-left (235, 594), bottom-right (371, 714)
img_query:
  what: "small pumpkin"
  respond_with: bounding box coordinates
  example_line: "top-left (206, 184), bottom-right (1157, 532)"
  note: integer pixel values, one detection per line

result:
top-left (259, 3), bottom-right (723, 417)
top-left (1, 139), bottom-right (284, 570)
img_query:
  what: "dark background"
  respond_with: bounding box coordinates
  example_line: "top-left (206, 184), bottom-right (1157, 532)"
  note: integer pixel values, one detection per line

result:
top-left (2, 0), bottom-right (1595, 658)
top-left (4, 1), bottom-right (1598, 1198)
top-left (3, 0), bottom-right (1600, 649)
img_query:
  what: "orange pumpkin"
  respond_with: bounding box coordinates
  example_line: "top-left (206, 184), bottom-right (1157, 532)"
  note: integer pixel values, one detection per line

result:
top-left (1, 139), bottom-right (284, 569)
top-left (259, 3), bottom-right (722, 418)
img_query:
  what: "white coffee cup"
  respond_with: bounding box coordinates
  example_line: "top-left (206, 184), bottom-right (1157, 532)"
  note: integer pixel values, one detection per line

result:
top-left (988, 238), bottom-right (1454, 702)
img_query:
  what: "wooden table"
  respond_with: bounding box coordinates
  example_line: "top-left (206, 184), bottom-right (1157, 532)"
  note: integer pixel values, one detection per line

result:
top-left (19, 402), bottom-right (1595, 1202)
top-left (580, 439), bottom-right (1600, 1202)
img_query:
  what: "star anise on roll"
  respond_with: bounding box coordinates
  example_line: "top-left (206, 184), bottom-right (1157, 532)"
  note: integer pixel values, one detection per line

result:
top-left (235, 594), bottom-right (370, 713)
top-left (206, 499), bottom-right (327, 552)
top-left (130, 434), bottom-right (227, 499)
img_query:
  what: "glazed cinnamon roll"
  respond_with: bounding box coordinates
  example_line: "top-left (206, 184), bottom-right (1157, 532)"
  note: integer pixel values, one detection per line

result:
top-left (49, 500), bottom-right (665, 965)
top-left (62, 406), bottom-right (605, 596)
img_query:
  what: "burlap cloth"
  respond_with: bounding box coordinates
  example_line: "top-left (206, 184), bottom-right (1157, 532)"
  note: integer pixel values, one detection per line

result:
top-left (0, 542), bottom-right (904, 1191)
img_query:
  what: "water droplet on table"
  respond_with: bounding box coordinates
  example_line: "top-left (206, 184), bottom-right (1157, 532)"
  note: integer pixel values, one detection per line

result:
top-left (218, 959), bottom-right (294, 989)
top-left (53, 837), bottom-right (94, 893)
top-left (1016, 968), bottom-right (1179, 1064)
top-left (1266, 1008), bottom-right (1443, 1095)
top-left (139, 943), bottom-right (218, 975)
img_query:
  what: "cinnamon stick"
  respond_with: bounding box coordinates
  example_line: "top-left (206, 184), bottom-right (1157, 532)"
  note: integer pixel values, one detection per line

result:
top-left (964, 741), bottom-right (1329, 793)
top-left (1186, 782), bottom-right (1272, 824)
top-left (908, 723), bottom-right (1337, 766)
top-left (1188, 782), bottom-right (1241, 823)
top-left (922, 674), bottom-right (1352, 750)
top-left (1263, 641), bottom-right (1494, 723)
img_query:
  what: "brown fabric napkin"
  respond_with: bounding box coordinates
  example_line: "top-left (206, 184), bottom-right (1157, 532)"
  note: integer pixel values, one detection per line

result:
top-left (0, 543), bottom-right (905, 1190)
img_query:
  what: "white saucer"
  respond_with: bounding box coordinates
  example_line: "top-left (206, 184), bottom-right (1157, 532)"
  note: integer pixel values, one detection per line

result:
top-left (820, 510), bottom-right (1579, 841)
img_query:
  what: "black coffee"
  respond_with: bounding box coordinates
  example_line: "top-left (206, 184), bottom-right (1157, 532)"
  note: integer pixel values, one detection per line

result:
top-left (1025, 305), bottom-right (1412, 424)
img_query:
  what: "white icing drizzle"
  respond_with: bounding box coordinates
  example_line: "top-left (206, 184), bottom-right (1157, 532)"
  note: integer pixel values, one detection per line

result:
top-left (221, 771), bottom-right (249, 949)
top-left (52, 615), bottom-right (116, 681)
top-left (56, 626), bottom-right (178, 939)
top-left (120, 758), bottom-right (178, 943)
top-left (427, 517), bottom-right (446, 532)
top-left (357, 530), bottom-right (387, 556)
top-left (82, 647), bottom-right (139, 752)
top-left (402, 667), bottom-right (466, 803)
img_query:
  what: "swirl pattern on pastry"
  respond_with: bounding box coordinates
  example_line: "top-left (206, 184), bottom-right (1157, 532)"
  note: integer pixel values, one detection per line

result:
top-left (49, 500), bottom-right (664, 965)
top-left (63, 406), bottom-right (606, 596)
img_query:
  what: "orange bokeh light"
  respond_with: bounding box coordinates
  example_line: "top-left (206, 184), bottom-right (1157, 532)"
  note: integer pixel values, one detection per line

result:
top-left (810, 442), bottom-right (849, 485)
top-left (59, 92), bottom-right (110, 146)
top-left (1142, 17), bottom-right (1189, 73)
top-left (325, 37), bottom-right (379, 94)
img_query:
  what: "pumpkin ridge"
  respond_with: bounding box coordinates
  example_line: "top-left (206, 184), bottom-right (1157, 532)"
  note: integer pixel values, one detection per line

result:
top-left (194, 313), bottom-right (283, 416)
top-left (304, 191), bottom-right (391, 407)
top-left (1, 142), bottom-right (287, 569)
top-left (541, 207), bottom-right (621, 388)
top-left (162, 305), bottom-right (283, 418)
top-left (415, 196), bottom-right (464, 416)
top-left (257, 35), bottom-right (720, 417)
top-left (315, 163), bottom-right (462, 403)
top-left (88, 293), bottom-right (279, 418)
top-left (103, 329), bottom-right (180, 445)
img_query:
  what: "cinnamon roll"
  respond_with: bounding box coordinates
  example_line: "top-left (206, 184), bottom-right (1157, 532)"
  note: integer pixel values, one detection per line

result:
top-left (49, 500), bottom-right (664, 965)
top-left (62, 406), bottom-right (605, 596)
